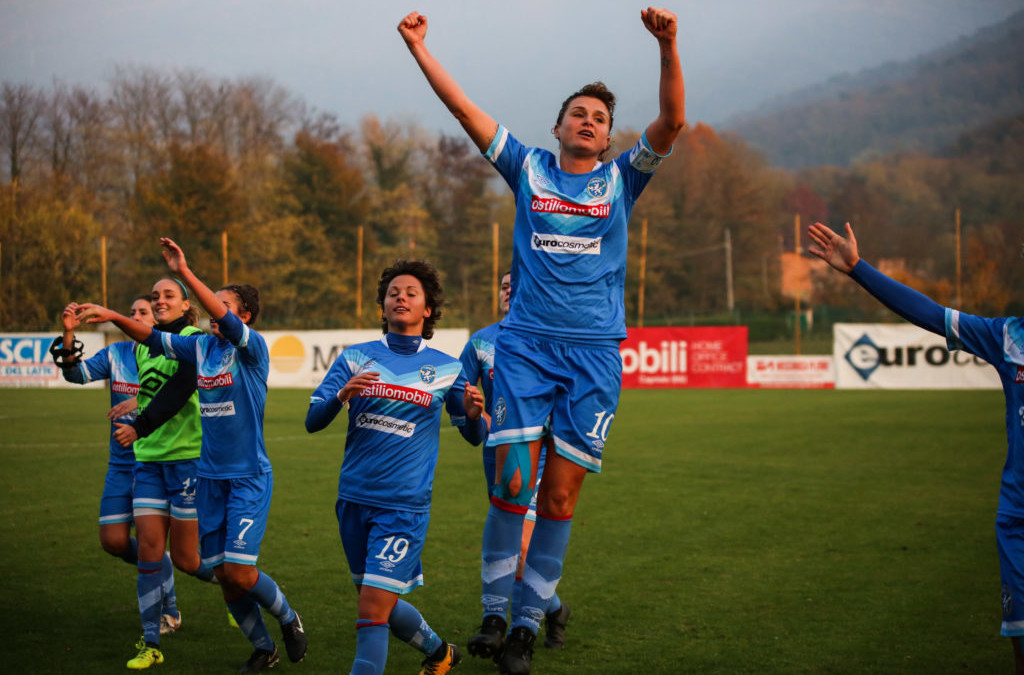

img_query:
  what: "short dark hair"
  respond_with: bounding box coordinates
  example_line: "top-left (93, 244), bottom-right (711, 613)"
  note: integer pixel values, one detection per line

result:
top-left (377, 259), bottom-right (444, 339)
top-left (555, 82), bottom-right (616, 132)
top-left (219, 284), bottom-right (260, 325)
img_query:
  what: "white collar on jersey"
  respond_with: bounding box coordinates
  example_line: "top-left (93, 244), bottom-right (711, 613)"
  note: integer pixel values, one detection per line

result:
top-left (380, 333), bottom-right (428, 354)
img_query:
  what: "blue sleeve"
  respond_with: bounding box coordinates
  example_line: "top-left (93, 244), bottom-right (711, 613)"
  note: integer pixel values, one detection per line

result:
top-left (62, 345), bottom-right (111, 385)
top-left (616, 132), bottom-right (665, 200)
top-left (445, 373), bottom-right (486, 446)
top-left (218, 311), bottom-right (265, 367)
top-left (149, 330), bottom-right (201, 366)
top-left (483, 125), bottom-right (528, 192)
top-left (305, 356), bottom-right (352, 433)
top-left (848, 260), bottom-right (946, 336)
top-left (459, 340), bottom-right (482, 386)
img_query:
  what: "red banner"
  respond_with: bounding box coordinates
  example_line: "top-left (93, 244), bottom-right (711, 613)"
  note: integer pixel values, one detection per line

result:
top-left (620, 327), bottom-right (748, 388)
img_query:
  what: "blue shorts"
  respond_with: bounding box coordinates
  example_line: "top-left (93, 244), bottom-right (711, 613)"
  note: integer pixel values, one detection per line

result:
top-left (336, 499), bottom-right (428, 595)
top-left (99, 464), bottom-right (135, 526)
top-left (198, 474), bottom-right (273, 567)
top-left (132, 459), bottom-right (200, 520)
top-left (997, 514), bottom-right (1024, 636)
top-left (487, 330), bottom-right (622, 473)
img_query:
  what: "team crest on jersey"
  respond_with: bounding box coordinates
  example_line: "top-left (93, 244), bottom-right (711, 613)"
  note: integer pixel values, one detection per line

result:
top-left (586, 176), bottom-right (607, 198)
top-left (494, 397), bottom-right (507, 426)
top-left (419, 365), bottom-right (436, 384)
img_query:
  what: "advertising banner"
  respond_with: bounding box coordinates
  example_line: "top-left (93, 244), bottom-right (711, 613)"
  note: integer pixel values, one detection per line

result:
top-left (747, 355), bottom-right (835, 389)
top-left (620, 326), bottom-right (747, 389)
top-left (263, 328), bottom-right (469, 388)
top-left (0, 332), bottom-right (106, 388)
top-left (833, 323), bottom-right (999, 389)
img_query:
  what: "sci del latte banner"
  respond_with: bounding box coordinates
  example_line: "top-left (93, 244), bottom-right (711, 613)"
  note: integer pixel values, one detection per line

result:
top-left (0, 332), bottom-right (106, 388)
top-left (833, 323), bottom-right (999, 390)
top-left (620, 326), bottom-right (748, 389)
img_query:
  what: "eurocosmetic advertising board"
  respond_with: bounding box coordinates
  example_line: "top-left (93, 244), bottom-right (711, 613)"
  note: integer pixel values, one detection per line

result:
top-left (833, 323), bottom-right (999, 389)
top-left (620, 326), bottom-right (748, 389)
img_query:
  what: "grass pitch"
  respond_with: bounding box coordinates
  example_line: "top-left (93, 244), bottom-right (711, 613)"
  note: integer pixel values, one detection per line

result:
top-left (0, 387), bottom-right (1009, 674)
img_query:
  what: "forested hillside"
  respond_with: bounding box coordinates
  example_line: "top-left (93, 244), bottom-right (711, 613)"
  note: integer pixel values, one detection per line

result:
top-left (727, 10), bottom-right (1024, 168)
top-left (1, 61), bottom-right (1022, 337)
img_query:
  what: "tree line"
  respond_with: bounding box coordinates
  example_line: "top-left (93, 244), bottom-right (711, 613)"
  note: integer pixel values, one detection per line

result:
top-left (1, 69), bottom-right (1021, 337)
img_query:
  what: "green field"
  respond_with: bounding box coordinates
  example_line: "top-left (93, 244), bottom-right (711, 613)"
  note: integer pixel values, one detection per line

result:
top-left (0, 387), bottom-right (1010, 674)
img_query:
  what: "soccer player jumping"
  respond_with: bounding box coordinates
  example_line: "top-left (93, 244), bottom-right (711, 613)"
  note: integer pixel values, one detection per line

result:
top-left (399, 7), bottom-right (686, 674)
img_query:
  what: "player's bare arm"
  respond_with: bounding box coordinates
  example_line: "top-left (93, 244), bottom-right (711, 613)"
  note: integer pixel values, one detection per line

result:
top-left (160, 238), bottom-right (227, 322)
top-left (78, 303), bottom-right (154, 344)
top-left (641, 7), bottom-right (686, 155)
top-left (398, 11), bottom-right (498, 152)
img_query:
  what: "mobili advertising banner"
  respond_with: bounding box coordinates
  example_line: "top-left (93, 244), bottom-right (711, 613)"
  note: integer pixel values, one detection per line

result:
top-left (620, 326), bottom-right (748, 389)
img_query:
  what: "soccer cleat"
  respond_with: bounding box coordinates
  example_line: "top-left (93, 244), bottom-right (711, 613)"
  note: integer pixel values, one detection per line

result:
top-left (498, 626), bottom-right (535, 675)
top-left (239, 646), bottom-right (279, 673)
top-left (126, 638), bottom-right (164, 670)
top-left (280, 612), bottom-right (307, 663)
top-left (543, 602), bottom-right (571, 649)
top-left (467, 614), bottom-right (507, 660)
top-left (419, 642), bottom-right (462, 675)
top-left (159, 611), bottom-right (182, 635)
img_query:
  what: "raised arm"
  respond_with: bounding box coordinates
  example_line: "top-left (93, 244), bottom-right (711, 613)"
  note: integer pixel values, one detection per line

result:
top-left (160, 238), bottom-right (225, 322)
top-left (808, 221), bottom-right (945, 336)
top-left (77, 304), bottom-right (154, 343)
top-left (397, 11), bottom-right (498, 152)
top-left (641, 7), bottom-right (686, 155)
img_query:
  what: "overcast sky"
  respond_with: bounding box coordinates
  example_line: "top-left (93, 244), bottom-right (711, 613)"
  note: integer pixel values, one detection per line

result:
top-left (2, 0), bottom-right (1021, 144)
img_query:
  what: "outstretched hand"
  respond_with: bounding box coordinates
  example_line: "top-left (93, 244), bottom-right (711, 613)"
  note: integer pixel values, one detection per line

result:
top-left (808, 222), bottom-right (860, 274)
top-left (397, 11), bottom-right (427, 46)
top-left (160, 238), bottom-right (188, 274)
top-left (641, 6), bottom-right (677, 41)
top-left (75, 303), bottom-right (117, 325)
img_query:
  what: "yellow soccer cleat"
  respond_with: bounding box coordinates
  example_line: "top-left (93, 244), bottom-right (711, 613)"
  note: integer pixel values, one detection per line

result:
top-left (126, 638), bottom-right (164, 670)
top-left (419, 642), bottom-right (462, 675)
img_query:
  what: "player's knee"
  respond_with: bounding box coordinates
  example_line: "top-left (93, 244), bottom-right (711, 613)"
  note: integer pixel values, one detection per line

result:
top-left (494, 442), bottom-right (534, 506)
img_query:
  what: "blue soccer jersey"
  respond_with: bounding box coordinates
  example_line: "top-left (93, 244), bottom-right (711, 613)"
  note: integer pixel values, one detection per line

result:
top-left (308, 336), bottom-right (481, 513)
top-left (459, 321), bottom-right (500, 418)
top-left (945, 312), bottom-right (1024, 517)
top-left (145, 311), bottom-right (271, 479)
top-left (483, 125), bottom-right (668, 341)
top-left (63, 341), bottom-right (140, 467)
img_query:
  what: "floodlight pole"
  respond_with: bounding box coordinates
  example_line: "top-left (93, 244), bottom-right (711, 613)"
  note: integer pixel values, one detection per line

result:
top-left (794, 214), bottom-right (801, 356)
top-left (356, 225), bottom-right (364, 328)
top-left (724, 228), bottom-right (734, 313)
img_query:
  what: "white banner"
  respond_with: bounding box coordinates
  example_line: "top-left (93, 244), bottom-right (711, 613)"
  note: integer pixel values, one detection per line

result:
top-left (0, 332), bottom-right (106, 388)
top-left (263, 329), bottom-right (469, 389)
top-left (747, 356), bottom-right (835, 388)
top-left (833, 323), bottom-right (999, 390)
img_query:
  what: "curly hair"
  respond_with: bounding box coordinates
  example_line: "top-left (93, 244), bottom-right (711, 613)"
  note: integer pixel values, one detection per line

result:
top-left (219, 284), bottom-right (261, 326)
top-left (376, 259), bottom-right (444, 339)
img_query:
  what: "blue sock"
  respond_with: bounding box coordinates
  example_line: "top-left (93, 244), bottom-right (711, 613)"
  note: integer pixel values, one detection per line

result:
top-left (191, 561), bottom-right (217, 583)
top-left (227, 596), bottom-right (275, 651)
top-left (513, 514), bottom-right (572, 633)
top-left (389, 599), bottom-right (442, 656)
top-left (247, 571), bottom-right (296, 625)
top-left (548, 591), bottom-right (563, 615)
top-left (481, 500), bottom-right (526, 620)
top-left (137, 560), bottom-right (164, 645)
top-left (119, 537), bottom-right (139, 565)
top-left (351, 621), bottom-right (389, 675)
top-left (160, 553), bottom-right (178, 618)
